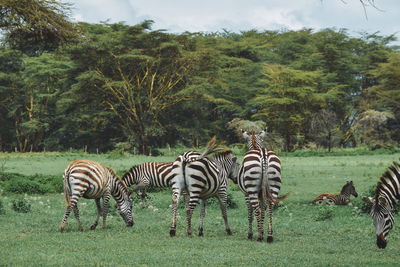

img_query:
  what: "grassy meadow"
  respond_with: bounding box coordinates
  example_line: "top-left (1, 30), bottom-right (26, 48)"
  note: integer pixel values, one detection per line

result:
top-left (1, 150), bottom-right (400, 266)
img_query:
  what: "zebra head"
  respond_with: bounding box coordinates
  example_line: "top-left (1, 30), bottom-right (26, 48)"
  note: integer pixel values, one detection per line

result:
top-left (228, 156), bottom-right (240, 184)
top-left (241, 128), bottom-right (267, 150)
top-left (366, 196), bottom-right (394, 249)
top-left (116, 184), bottom-right (134, 227)
top-left (342, 181), bottom-right (358, 198)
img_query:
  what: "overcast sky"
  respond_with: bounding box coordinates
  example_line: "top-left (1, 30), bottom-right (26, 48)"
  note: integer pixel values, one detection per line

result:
top-left (68, 0), bottom-right (399, 44)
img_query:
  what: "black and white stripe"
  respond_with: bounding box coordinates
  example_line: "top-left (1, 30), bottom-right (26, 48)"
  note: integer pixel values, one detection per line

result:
top-left (238, 129), bottom-right (283, 242)
top-left (60, 160), bottom-right (133, 232)
top-left (168, 151), bottom-right (202, 236)
top-left (363, 161), bottom-right (400, 249)
top-left (122, 162), bottom-right (174, 198)
top-left (183, 151), bottom-right (239, 236)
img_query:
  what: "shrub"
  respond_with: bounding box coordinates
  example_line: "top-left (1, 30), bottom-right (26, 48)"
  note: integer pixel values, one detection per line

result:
top-left (0, 199), bottom-right (5, 215)
top-left (1, 173), bottom-right (62, 194)
top-left (314, 205), bottom-right (334, 221)
top-left (205, 192), bottom-right (238, 209)
top-left (12, 198), bottom-right (31, 213)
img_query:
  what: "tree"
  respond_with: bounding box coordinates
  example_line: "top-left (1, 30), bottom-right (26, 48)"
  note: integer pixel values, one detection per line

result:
top-left (252, 64), bottom-right (341, 151)
top-left (310, 110), bottom-right (341, 151)
top-left (366, 52), bottom-right (400, 144)
top-left (0, 0), bottom-right (78, 54)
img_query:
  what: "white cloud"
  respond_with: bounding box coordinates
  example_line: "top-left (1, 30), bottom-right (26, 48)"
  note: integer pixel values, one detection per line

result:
top-left (67, 0), bottom-right (399, 43)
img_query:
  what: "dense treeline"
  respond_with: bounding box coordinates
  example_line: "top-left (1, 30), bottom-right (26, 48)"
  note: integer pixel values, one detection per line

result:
top-left (0, 18), bottom-right (399, 154)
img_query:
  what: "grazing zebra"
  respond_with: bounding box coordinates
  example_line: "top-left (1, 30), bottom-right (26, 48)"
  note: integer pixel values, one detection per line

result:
top-left (183, 151), bottom-right (240, 237)
top-left (60, 160), bottom-right (133, 232)
top-left (169, 137), bottom-right (227, 237)
top-left (312, 181), bottom-right (358, 205)
top-left (122, 161), bottom-right (174, 200)
top-left (362, 161), bottom-right (400, 249)
top-left (238, 129), bottom-right (287, 242)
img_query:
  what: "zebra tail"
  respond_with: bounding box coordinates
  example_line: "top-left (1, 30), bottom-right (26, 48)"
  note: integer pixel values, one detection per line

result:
top-left (197, 136), bottom-right (226, 160)
top-left (63, 172), bottom-right (72, 206)
top-left (261, 151), bottom-right (272, 206)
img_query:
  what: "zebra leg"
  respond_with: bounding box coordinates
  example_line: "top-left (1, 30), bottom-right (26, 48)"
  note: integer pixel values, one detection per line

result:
top-left (245, 196), bottom-right (254, 240)
top-left (251, 198), bottom-right (264, 242)
top-left (217, 193), bottom-right (232, 235)
top-left (266, 201), bottom-right (274, 243)
top-left (198, 199), bottom-right (206, 236)
top-left (101, 193), bottom-right (111, 229)
top-left (60, 205), bottom-right (72, 233)
top-left (60, 191), bottom-right (83, 232)
top-left (90, 198), bottom-right (102, 230)
top-left (186, 204), bottom-right (194, 237)
top-left (72, 205), bottom-right (83, 231)
top-left (170, 188), bottom-right (182, 237)
top-left (186, 193), bottom-right (200, 237)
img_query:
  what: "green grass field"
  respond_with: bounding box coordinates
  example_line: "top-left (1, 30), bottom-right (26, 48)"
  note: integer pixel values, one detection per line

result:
top-left (1, 151), bottom-right (400, 266)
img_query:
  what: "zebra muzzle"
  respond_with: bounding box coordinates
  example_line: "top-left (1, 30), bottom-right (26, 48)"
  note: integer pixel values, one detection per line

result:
top-left (376, 233), bottom-right (387, 249)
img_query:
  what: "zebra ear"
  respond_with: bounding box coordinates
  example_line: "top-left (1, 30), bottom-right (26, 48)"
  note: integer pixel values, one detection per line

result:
top-left (378, 196), bottom-right (388, 206)
top-left (259, 127), bottom-right (268, 138)
top-left (242, 129), bottom-right (249, 139)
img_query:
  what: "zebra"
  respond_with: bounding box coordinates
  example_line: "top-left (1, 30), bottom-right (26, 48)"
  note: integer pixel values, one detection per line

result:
top-left (238, 129), bottom-right (287, 242)
top-left (60, 160), bottom-right (133, 232)
top-left (168, 137), bottom-right (228, 237)
top-left (122, 161), bottom-right (174, 201)
top-left (312, 181), bottom-right (358, 205)
top-left (362, 161), bottom-right (400, 249)
top-left (183, 151), bottom-right (240, 237)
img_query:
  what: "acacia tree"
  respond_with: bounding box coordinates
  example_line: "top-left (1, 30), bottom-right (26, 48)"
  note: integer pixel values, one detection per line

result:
top-left (252, 64), bottom-right (342, 151)
top-left (83, 24), bottom-right (200, 154)
top-left (0, 0), bottom-right (78, 54)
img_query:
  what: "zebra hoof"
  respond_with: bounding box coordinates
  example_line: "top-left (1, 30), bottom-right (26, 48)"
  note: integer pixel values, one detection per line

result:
top-left (247, 233), bottom-right (253, 240)
top-left (198, 231), bottom-right (203, 237)
top-left (170, 229), bottom-right (176, 237)
top-left (90, 224), bottom-right (97, 230)
top-left (267, 236), bottom-right (274, 243)
top-left (257, 236), bottom-right (263, 242)
top-left (226, 229), bottom-right (232, 236)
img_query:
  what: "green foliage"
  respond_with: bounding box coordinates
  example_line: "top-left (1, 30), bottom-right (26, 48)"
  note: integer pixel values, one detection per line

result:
top-left (0, 21), bottom-right (399, 153)
top-left (11, 198), bottom-right (31, 213)
top-left (205, 192), bottom-right (238, 209)
top-left (0, 199), bottom-right (5, 215)
top-left (314, 205), bottom-right (334, 221)
top-left (0, 0), bottom-right (79, 54)
top-left (1, 173), bottom-right (61, 194)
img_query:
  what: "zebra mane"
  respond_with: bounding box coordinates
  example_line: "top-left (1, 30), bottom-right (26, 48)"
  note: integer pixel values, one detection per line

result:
top-left (214, 150), bottom-right (232, 157)
top-left (108, 166), bottom-right (129, 192)
top-left (374, 161), bottom-right (400, 204)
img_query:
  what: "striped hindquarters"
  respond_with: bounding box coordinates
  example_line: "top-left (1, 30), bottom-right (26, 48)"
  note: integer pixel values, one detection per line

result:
top-left (63, 160), bottom-right (110, 203)
top-left (185, 157), bottom-right (222, 203)
top-left (238, 148), bottom-right (282, 199)
top-left (122, 162), bottom-right (174, 188)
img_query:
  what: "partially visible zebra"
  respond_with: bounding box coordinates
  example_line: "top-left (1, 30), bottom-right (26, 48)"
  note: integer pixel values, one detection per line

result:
top-left (312, 181), bottom-right (358, 205)
top-left (238, 129), bottom-right (287, 242)
top-left (60, 160), bottom-right (133, 232)
top-left (362, 161), bottom-right (400, 249)
top-left (183, 151), bottom-right (240, 236)
top-left (122, 162), bottom-right (174, 200)
top-left (169, 137), bottom-right (229, 237)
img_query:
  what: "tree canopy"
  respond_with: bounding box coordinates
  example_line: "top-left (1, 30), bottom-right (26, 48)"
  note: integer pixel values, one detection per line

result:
top-left (0, 3), bottom-right (399, 153)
